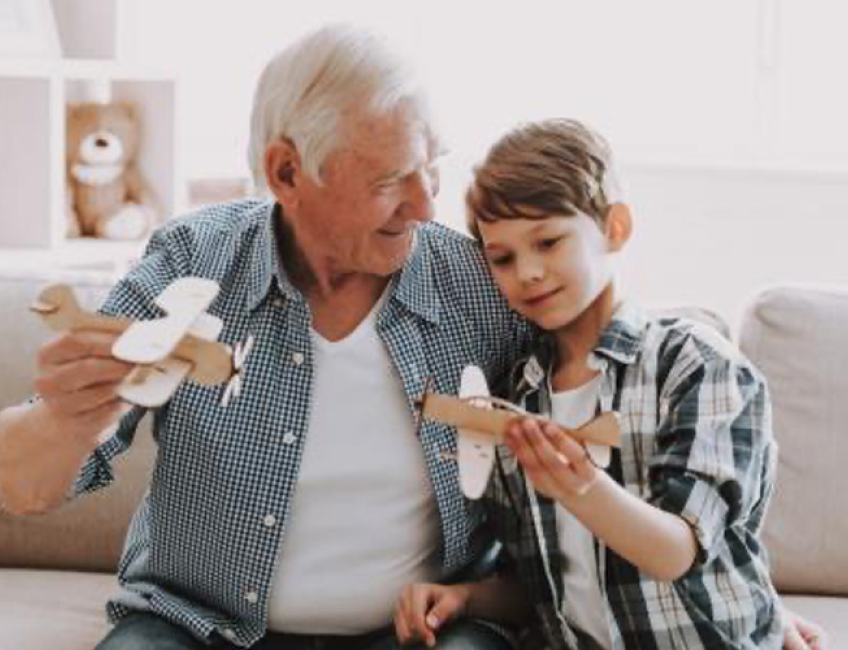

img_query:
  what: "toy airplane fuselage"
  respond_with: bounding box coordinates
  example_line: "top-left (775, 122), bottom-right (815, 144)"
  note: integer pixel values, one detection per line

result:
top-left (418, 365), bottom-right (621, 499)
top-left (31, 278), bottom-right (236, 408)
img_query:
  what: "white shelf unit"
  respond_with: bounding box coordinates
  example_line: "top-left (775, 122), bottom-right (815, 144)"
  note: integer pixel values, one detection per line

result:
top-left (0, 58), bottom-right (182, 258)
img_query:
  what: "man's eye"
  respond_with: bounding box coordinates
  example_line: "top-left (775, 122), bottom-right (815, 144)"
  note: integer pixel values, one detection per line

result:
top-left (373, 182), bottom-right (397, 195)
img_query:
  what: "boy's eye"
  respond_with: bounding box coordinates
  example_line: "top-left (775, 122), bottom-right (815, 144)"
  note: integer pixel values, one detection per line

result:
top-left (538, 237), bottom-right (562, 251)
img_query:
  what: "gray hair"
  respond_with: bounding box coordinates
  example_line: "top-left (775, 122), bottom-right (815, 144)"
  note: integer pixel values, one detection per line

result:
top-left (248, 24), bottom-right (427, 193)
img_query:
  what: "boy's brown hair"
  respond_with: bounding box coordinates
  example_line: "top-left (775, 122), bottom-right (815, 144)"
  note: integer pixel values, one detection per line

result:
top-left (466, 118), bottom-right (617, 239)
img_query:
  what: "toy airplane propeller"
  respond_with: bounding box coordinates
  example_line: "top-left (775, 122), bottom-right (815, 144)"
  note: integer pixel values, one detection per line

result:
top-left (30, 278), bottom-right (253, 408)
top-left (417, 365), bottom-right (621, 499)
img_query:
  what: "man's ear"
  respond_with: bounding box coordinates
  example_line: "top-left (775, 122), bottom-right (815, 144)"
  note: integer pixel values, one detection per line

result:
top-left (605, 203), bottom-right (632, 252)
top-left (265, 138), bottom-right (302, 206)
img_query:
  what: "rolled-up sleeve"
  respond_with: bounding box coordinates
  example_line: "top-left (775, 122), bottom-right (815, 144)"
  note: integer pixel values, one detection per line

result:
top-left (648, 346), bottom-right (771, 566)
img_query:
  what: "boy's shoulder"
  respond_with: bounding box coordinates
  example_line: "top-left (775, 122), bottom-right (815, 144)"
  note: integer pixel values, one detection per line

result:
top-left (637, 306), bottom-right (765, 393)
top-left (644, 307), bottom-right (744, 366)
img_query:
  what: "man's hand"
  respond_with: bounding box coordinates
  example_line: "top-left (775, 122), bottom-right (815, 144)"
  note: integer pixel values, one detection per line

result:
top-left (0, 329), bottom-right (133, 514)
top-left (783, 607), bottom-right (827, 649)
top-left (34, 329), bottom-right (133, 441)
top-left (504, 417), bottom-right (599, 503)
top-left (394, 583), bottom-right (472, 647)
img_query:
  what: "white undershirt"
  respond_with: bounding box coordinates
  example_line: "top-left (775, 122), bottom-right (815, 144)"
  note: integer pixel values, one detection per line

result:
top-left (266, 297), bottom-right (440, 634)
top-left (550, 375), bottom-right (612, 649)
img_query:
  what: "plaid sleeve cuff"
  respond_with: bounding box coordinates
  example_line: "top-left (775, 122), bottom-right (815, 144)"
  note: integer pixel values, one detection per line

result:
top-left (652, 471), bottom-right (731, 565)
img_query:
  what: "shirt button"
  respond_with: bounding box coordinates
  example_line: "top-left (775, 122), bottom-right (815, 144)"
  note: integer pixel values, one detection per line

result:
top-left (245, 591), bottom-right (259, 604)
top-left (264, 514), bottom-right (277, 528)
top-left (291, 352), bottom-right (305, 366)
top-left (222, 629), bottom-right (237, 641)
top-left (273, 297), bottom-right (284, 308)
top-left (282, 431), bottom-right (297, 445)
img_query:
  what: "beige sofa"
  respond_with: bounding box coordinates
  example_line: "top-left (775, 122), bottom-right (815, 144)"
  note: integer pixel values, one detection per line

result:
top-left (1, 271), bottom-right (846, 648)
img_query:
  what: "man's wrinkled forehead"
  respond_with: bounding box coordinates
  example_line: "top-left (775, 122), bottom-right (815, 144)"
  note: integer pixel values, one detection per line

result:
top-left (334, 104), bottom-right (441, 168)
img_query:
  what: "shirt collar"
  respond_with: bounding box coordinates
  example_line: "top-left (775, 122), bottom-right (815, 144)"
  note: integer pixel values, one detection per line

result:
top-left (384, 227), bottom-right (441, 326)
top-left (246, 206), bottom-right (440, 325)
top-left (244, 201), bottom-right (299, 312)
top-left (519, 300), bottom-right (647, 393)
top-left (592, 300), bottom-right (647, 366)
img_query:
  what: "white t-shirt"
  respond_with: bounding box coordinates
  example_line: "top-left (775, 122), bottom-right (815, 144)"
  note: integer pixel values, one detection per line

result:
top-left (266, 297), bottom-right (440, 634)
top-left (551, 375), bottom-right (612, 649)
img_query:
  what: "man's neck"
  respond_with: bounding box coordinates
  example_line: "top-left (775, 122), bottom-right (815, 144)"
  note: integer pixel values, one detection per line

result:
top-left (275, 210), bottom-right (391, 341)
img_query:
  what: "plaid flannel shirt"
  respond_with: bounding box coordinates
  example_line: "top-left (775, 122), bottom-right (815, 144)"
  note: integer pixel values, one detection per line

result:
top-left (72, 199), bottom-right (531, 646)
top-left (485, 302), bottom-right (784, 650)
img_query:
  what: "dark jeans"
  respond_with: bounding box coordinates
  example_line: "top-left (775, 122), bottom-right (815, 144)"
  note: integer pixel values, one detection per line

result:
top-left (94, 612), bottom-right (512, 650)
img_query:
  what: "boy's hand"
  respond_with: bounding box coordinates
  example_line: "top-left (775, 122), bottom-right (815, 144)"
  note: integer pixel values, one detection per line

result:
top-left (505, 417), bottom-right (599, 503)
top-left (394, 583), bottom-right (472, 647)
top-left (783, 607), bottom-right (827, 649)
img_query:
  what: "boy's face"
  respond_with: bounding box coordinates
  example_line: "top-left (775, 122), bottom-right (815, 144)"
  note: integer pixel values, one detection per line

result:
top-left (478, 212), bottom-right (618, 331)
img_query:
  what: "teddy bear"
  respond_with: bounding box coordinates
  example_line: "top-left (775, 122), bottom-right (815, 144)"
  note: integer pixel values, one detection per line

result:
top-left (66, 101), bottom-right (159, 240)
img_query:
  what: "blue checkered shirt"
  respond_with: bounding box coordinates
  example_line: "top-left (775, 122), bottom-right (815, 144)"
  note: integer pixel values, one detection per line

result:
top-left (73, 199), bottom-right (532, 646)
top-left (485, 302), bottom-right (784, 649)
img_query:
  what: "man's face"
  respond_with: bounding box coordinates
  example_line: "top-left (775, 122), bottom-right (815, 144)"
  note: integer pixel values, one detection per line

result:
top-left (478, 213), bottom-right (615, 331)
top-left (288, 102), bottom-right (440, 278)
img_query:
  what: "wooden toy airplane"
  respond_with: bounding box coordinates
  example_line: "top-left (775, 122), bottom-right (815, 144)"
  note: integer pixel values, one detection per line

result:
top-left (30, 279), bottom-right (252, 408)
top-left (417, 365), bottom-right (621, 499)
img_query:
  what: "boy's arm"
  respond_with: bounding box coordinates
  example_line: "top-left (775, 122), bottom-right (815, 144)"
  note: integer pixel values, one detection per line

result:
top-left (505, 418), bottom-right (698, 581)
top-left (506, 346), bottom-right (772, 581)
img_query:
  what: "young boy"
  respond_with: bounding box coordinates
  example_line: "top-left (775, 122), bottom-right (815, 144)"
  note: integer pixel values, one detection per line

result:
top-left (393, 119), bottom-right (809, 649)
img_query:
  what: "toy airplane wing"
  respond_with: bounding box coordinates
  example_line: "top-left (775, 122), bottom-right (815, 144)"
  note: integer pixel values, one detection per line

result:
top-left (417, 364), bottom-right (622, 499)
top-left (456, 365), bottom-right (497, 500)
top-left (31, 280), bottom-right (247, 409)
top-left (112, 277), bottom-right (220, 364)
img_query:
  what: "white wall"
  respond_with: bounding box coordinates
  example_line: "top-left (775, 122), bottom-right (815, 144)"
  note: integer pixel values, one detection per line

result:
top-left (621, 163), bottom-right (848, 330)
top-left (117, 0), bottom-right (848, 327)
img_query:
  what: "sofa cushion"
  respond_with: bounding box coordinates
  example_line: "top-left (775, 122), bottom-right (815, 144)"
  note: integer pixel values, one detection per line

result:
top-left (0, 568), bottom-right (115, 649)
top-left (0, 269), bottom-right (155, 572)
top-left (739, 285), bottom-right (848, 595)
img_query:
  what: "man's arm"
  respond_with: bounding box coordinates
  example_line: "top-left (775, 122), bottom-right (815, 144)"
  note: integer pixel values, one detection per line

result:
top-left (0, 330), bottom-right (132, 515)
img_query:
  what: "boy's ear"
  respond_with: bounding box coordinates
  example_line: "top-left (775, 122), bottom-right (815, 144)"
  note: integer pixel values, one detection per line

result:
top-left (265, 138), bottom-right (302, 206)
top-left (605, 203), bottom-right (632, 252)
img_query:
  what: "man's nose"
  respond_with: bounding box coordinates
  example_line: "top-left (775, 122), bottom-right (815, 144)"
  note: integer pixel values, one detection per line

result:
top-left (402, 169), bottom-right (436, 223)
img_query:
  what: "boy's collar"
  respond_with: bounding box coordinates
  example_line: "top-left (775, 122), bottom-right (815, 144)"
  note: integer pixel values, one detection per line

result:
top-left (521, 300), bottom-right (646, 390)
top-left (592, 300), bottom-right (646, 365)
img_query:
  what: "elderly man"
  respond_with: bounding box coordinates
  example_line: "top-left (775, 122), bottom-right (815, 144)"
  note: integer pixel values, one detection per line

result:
top-left (0, 25), bottom-right (530, 650)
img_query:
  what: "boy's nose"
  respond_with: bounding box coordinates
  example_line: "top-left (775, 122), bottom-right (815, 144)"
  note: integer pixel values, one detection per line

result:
top-left (516, 258), bottom-right (545, 283)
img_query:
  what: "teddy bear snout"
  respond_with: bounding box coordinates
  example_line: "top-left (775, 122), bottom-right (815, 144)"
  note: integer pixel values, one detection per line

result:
top-left (80, 131), bottom-right (124, 166)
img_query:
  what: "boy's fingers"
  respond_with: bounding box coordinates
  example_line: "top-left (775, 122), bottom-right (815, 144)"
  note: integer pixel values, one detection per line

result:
top-left (427, 592), bottom-right (461, 630)
top-left (782, 625), bottom-right (808, 650)
top-left (393, 608), bottom-right (410, 645)
top-left (407, 586), bottom-right (437, 644)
